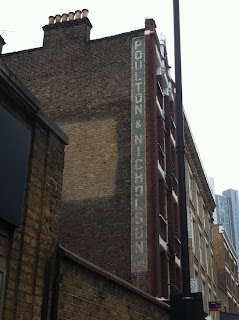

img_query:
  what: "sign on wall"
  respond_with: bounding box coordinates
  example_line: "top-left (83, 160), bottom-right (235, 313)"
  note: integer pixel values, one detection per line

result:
top-left (209, 301), bottom-right (221, 311)
top-left (131, 37), bottom-right (147, 274)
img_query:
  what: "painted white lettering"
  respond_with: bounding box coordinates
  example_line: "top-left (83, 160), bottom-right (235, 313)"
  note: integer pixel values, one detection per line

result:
top-left (135, 159), bottom-right (143, 170)
top-left (135, 210), bottom-right (143, 224)
top-left (135, 104), bottom-right (142, 114)
top-left (135, 93), bottom-right (142, 103)
top-left (135, 72), bottom-right (142, 81)
top-left (135, 185), bottom-right (143, 196)
top-left (135, 82), bottom-right (142, 92)
top-left (135, 50), bottom-right (143, 60)
top-left (135, 171), bottom-right (143, 184)
top-left (134, 40), bottom-right (142, 50)
top-left (135, 226), bottom-right (143, 239)
top-left (136, 241), bottom-right (144, 254)
top-left (135, 60), bottom-right (142, 70)
top-left (135, 134), bottom-right (142, 145)
top-left (135, 120), bottom-right (141, 129)
top-left (137, 146), bottom-right (141, 157)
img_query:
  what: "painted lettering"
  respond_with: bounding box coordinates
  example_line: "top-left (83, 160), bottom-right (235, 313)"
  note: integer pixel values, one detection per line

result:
top-left (135, 72), bottom-right (142, 81)
top-left (135, 225), bottom-right (143, 239)
top-left (135, 134), bottom-right (142, 145)
top-left (135, 209), bottom-right (143, 224)
top-left (135, 185), bottom-right (143, 196)
top-left (135, 241), bottom-right (144, 254)
top-left (135, 104), bottom-right (142, 114)
top-left (134, 40), bottom-right (142, 50)
top-left (137, 146), bottom-right (141, 157)
top-left (135, 159), bottom-right (143, 170)
top-left (135, 50), bottom-right (143, 60)
top-left (135, 120), bottom-right (141, 129)
top-left (135, 171), bottom-right (143, 184)
top-left (135, 82), bottom-right (142, 92)
top-left (135, 93), bottom-right (142, 103)
top-left (135, 60), bottom-right (142, 70)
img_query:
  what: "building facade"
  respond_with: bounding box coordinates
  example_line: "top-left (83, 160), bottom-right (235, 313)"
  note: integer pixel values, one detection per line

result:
top-left (0, 58), bottom-right (170, 320)
top-left (215, 194), bottom-right (234, 244)
top-left (222, 189), bottom-right (239, 270)
top-left (213, 225), bottom-right (239, 315)
top-left (0, 59), bottom-right (68, 319)
top-left (2, 11), bottom-right (182, 298)
top-left (184, 117), bottom-right (219, 319)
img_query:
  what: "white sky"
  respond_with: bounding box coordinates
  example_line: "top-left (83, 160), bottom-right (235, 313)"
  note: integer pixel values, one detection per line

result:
top-left (1, 0), bottom-right (239, 195)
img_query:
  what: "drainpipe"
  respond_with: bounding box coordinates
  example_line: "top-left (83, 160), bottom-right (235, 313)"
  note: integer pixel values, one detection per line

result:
top-left (41, 244), bottom-right (60, 320)
top-left (51, 244), bottom-right (60, 320)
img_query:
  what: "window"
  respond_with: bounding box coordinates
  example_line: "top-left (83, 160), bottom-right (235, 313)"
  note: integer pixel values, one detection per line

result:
top-left (198, 231), bottom-right (202, 264)
top-left (188, 166), bottom-right (193, 201)
top-left (196, 187), bottom-right (200, 216)
top-left (205, 243), bottom-right (208, 272)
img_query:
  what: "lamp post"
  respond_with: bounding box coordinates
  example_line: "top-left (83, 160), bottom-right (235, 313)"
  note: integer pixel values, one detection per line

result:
top-left (172, 3), bottom-right (207, 319)
top-left (173, 0), bottom-right (191, 298)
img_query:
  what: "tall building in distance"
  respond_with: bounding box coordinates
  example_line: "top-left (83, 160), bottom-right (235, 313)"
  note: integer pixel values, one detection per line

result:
top-left (222, 189), bottom-right (239, 270)
top-left (215, 194), bottom-right (234, 244)
top-left (208, 176), bottom-right (217, 224)
top-left (2, 11), bottom-right (182, 298)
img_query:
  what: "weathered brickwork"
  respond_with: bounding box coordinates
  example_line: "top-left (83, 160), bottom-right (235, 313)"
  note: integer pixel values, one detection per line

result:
top-left (0, 60), bottom-right (67, 319)
top-left (2, 14), bottom-right (182, 296)
top-left (57, 246), bottom-right (169, 320)
top-left (2, 24), bottom-right (144, 282)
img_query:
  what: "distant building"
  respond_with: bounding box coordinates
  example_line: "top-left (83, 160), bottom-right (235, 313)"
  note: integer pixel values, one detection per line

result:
top-left (213, 225), bottom-right (239, 315)
top-left (208, 176), bottom-right (217, 224)
top-left (215, 194), bottom-right (234, 244)
top-left (184, 118), bottom-right (219, 319)
top-left (222, 189), bottom-right (239, 269)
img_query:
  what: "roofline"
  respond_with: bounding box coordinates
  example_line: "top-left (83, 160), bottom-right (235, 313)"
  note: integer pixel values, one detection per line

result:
top-left (59, 245), bottom-right (170, 310)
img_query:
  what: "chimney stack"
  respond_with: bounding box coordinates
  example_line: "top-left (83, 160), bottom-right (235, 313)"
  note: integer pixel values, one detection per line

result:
top-left (43, 9), bottom-right (92, 46)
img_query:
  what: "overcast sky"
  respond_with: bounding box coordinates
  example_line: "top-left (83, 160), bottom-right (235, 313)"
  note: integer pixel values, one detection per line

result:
top-left (1, 0), bottom-right (239, 195)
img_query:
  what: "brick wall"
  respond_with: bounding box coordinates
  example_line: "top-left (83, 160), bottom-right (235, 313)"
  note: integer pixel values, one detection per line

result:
top-left (0, 60), bottom-right (67, 320)
top-left (57, 246), bottom-right (170, 320)
top-left (2, 20), bottom-right (144, 282)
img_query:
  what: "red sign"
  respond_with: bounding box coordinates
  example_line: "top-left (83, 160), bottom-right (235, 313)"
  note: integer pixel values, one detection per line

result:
top-left (209, 301), bottom-right (221, 311)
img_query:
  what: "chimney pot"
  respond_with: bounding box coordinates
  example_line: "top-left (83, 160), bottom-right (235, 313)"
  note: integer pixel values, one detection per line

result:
top-left (55, 14), bottom-right (62, 23)
top-left (62, 13), bottom-right (68, 22)
top-left (82, 9), bottom-right (89, 18)
top-left (68, 12), bottom-right (75, 21)
top-left (49, 16), bottom-right (55, 24)
top-left (75, 10), bottom-right (82, 19)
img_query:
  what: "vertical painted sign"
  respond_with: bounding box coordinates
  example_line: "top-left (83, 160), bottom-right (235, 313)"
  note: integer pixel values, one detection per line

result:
top-left (131, 37), bottom-right (147, 274)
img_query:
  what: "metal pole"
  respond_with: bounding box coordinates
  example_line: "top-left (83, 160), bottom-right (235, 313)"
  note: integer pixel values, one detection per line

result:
top-left (173, 0), bottom-right (191, 297)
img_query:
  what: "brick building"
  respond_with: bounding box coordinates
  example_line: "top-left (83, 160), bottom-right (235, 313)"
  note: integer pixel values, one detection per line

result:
top-left (0, 57), bottom-right (171, 319)
top-left (184, 116), bottom-right (219, 319)
top-left (0, 58), bottom-right (68, 319)
top-left (2, 11), bottom-right (181, 297)
top-left (213, 225), bottom-right (239, 315)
